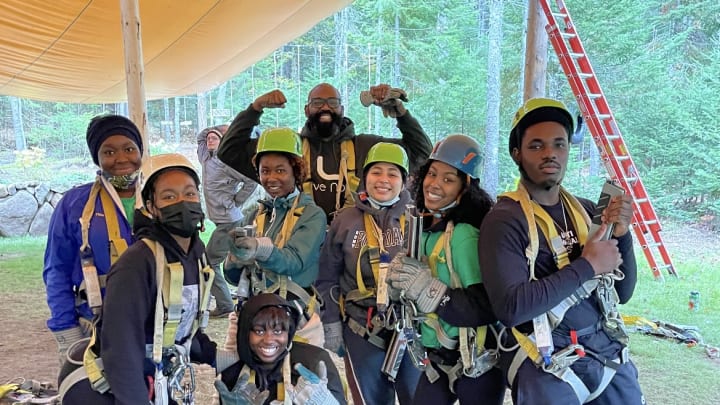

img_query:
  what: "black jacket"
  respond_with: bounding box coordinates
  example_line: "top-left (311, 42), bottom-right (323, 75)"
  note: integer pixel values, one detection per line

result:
top-left (217, 105), bottom-right (432, 222)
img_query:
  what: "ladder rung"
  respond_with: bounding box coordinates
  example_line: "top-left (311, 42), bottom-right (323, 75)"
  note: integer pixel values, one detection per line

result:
top-left (605, 134), bottom-right (620, 141)
top-left (561, 32), bottom-right (577, 40)
top-left (570, 52), bottom-right (585, 59)
top-left (643, 219), bottom-right (659, 226)
top-left (596, 114), bottom-right (611, 120)
top-left (624, 176), bottom-right (637, 183)
top-left (552, 12), bottom-right (568, 20)
top-left (643, 242), bottom-right (661, 249)
top-left (578, 72), bottom-right (593, 79)
top-left (587, 93), bottom-right (602, 99)
top-left (614, 155), bottom-right (631, 161)
top-left (634, 198), bottom-right (648, 204)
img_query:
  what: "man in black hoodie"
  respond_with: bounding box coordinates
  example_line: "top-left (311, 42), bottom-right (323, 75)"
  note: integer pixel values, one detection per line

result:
top-left (216, 293), bottom-right (346, 404)
top-left (216, 83), bottom-right (432, 223)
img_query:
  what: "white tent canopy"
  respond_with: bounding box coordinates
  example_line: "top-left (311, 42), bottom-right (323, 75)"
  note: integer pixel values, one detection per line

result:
top-left (0, 0), bottom-right (352, 103)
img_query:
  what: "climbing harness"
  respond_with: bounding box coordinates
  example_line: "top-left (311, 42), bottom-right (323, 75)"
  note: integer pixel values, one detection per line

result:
top-left (500, 183), bottom-right (630, 403)
top-left (77, 177), bottom-right (138, 314)
top-left (302, 139), bottom-right (359, 213)
top-left (59, 239), bottom-right (214, 405)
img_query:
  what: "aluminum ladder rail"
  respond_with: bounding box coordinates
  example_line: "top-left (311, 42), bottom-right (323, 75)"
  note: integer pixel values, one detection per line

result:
top-left (539, 0), bottom-right (677, 280)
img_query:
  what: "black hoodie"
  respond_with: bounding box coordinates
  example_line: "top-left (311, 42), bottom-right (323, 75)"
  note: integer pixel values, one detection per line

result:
top-left (220, 294), bottom-right (346, 404)
top-left (217, 104), bottom-right (432, 223)
top-left (98, 209), bottom-right (210, 405)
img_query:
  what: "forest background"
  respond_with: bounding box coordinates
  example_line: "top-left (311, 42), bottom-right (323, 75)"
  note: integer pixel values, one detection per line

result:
top-left (1, 0), bottom-right (719, 230)
top-left (1, 1), bottom-right (719, 403)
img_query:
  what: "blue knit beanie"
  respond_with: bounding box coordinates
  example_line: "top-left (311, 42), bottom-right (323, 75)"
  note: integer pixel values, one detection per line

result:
top-left (86, 114), bottom-right (143, 165)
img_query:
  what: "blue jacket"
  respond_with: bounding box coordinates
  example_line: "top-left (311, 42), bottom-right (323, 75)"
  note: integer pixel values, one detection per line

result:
top-left (43, 180), bottom-right (135, 331)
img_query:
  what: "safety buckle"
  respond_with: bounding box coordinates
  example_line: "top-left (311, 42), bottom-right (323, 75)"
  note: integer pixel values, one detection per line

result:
top-left (620, 346), bottom-right (630, 364)
top-left (163, 345), bottom-right (196, 403)
top-left (542, 344), bottom-right (582, 373)
top-left (464, 349), bottom-right (498, 378)
top-left (90, 376), bottom-right (111, 394)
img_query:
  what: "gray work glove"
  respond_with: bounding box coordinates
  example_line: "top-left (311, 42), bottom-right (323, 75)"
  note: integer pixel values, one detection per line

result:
top-left (322, 321), bottom-right (345, 357)
top-left (387, 254), bottom-right (447, 314)
top-left (214, 373), bottom-right (270, 405)
top-left (359, 86), bottom-right (408, 118)
top-left (231, 236), bottom-right (274, 263)
top-left (53, 326), bottom-right (86, 364)
top-left (292, 361), bottom-right (339, 405)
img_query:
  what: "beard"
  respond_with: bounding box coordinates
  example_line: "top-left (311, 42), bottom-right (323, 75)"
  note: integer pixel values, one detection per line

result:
top-left (518, 165), bottom-right (562, 190)
top-left (307, 111), bottom-right (343, 139)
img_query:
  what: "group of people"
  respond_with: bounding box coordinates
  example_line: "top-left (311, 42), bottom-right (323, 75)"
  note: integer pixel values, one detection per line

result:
top-left (42, 82), bottom-right (644, 405)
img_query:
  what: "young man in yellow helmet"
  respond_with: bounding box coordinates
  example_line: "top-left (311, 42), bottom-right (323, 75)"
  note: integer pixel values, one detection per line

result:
top-left (216, 83), bottom-right (432, 223)
top-left (479, 98), bottom-right (644, 404)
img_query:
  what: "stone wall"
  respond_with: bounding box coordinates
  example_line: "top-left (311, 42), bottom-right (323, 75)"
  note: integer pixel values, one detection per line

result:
top-left (0, 182), bottom-right (65, 237)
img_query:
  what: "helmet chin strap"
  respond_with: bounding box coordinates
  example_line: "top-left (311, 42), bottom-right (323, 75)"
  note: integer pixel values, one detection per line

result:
top-left (426, 199), bottom-right (459, 218)
top-left (366, 194), bottom-right (400, 209)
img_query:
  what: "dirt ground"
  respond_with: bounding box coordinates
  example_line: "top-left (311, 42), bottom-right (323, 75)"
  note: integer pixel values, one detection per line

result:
top-left (2, 223), bottom-right (716, 404)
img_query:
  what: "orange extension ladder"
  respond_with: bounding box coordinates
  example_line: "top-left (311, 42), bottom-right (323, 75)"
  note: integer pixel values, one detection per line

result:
top-left (539, 0), bottom-right (677, 280)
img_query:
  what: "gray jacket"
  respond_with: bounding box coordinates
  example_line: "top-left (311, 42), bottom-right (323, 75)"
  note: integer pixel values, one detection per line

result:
top-left (197, 127), bottom-right (257, 224)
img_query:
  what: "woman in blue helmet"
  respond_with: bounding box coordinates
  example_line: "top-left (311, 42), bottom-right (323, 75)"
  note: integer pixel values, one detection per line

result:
top-left (386, 134), bottom-right (505, 404)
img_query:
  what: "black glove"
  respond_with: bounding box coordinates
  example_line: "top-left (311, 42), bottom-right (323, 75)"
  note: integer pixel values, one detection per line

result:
top-left (190, 331), bottom-right (217, 366)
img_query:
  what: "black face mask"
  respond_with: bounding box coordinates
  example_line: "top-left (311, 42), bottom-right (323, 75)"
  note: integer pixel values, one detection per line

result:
top-left (156, 201), bottom-right (204, 237)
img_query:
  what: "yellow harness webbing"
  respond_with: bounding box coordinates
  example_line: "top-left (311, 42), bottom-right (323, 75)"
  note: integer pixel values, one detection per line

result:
top-left (77, 180), bottom-right (132, 312)
top-left (239, 356), bottom-right (292, 405)
top-left (302, 139), bottom-right (359, 212)
top-left (501, 184), bottom-right (591, 365)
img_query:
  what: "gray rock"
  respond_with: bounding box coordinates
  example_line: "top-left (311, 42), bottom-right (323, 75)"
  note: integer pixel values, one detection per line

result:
top-left (0, 184), bottom-right (8, 198)
top-left (29, 202), bottom-right (54, 236)
top-left (50, 191), bottom-right (64, 207)
top-left (0, 190), bottom-right (36, 236)
top-left (35, 183), bottom-right (51, 204)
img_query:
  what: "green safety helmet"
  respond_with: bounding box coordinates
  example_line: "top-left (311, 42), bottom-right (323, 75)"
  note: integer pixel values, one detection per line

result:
top-left (141, 153), bottom-right (199, 202)
top-left (428, 134), bottom-right (481, 179)
top-left (509, 97), bottom-right (574, 154)
top-left (363, 142), bottom-right (409, 177)
top-left (253, 127), bottom-right (303, 167)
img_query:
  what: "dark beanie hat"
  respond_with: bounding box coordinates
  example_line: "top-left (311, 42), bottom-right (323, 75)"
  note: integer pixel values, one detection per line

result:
top-left (86, 114), bottom-right (143, 165)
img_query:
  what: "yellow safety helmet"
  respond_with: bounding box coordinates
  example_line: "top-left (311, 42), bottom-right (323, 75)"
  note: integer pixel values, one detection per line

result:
top-left (509, 98), bottom-right (574, 154)
top-left (363, 142), bottom-right (409, 177)
top-left (141, 153), bottom-right (199, 202)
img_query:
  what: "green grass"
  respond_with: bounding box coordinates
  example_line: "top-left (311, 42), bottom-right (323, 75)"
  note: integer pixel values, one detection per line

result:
top-left (1, 232), bottom-right (718, 404)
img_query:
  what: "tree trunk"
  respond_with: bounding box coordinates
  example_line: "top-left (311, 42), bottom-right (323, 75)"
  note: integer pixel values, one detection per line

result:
top-left (10, 97), bottom-right (25, 151)
top-left (197, 92), bottom-right (207, 134)
top-left (483, 0), bottom-right (503, 195)
top-left (524, 0), bottom-right (548, 101)
top-left (174, 97), bottom-right (181, 142)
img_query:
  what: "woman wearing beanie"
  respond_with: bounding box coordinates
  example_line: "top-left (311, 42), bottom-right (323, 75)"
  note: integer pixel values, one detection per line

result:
top-left (315, 142), bottom-right (421, 405)
top-left (43, 114), bottom-right (144, 368)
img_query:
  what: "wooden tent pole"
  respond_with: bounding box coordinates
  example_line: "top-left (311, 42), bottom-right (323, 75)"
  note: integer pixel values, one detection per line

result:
top-left (523, 0), bottom-right (548, 101)
top-left (119, 0), bottom-right (150, 160)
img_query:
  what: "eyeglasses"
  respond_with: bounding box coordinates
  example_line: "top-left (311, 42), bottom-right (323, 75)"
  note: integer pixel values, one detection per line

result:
top-left (308, 97), bottom-right (341, 109)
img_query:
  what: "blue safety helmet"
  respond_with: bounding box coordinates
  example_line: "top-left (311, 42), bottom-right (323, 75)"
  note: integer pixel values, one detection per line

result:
top-left (428, 134), bottom-right (481, 179)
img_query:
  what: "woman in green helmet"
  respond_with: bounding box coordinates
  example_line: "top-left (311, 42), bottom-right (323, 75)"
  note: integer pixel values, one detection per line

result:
top-left (316, 142), bottom-right (422, 405)
top-left (224, 127), bottom-right (328, 348)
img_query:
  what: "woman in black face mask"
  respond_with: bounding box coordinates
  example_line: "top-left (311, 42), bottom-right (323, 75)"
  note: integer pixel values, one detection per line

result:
top-left (58, 153), bottom-right (238, 405)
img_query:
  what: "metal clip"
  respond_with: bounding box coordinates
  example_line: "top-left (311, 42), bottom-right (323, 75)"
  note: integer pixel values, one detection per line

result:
top-left (542, 344), bottom-right (583, 373)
